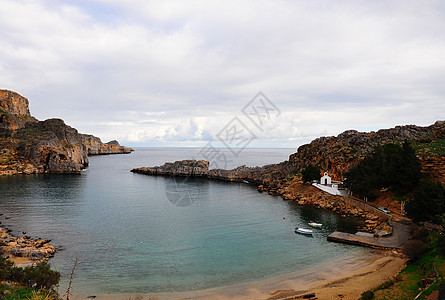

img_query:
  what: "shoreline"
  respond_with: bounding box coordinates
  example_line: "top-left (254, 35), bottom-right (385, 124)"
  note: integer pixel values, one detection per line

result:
top-left (0, 225), bottom-right (56, 266)
top-left (70, 250), bottom-right (406, 300)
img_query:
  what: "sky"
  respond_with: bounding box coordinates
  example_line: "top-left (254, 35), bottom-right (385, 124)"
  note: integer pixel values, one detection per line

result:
top-left (1, 0), bottom-right (444, 149)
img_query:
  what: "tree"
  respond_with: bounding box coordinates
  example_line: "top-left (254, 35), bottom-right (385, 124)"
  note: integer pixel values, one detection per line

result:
top-left (344, 142), bottom-right (421, 200)
top-left (405, 178), bottom-right (445, 222)
top-left (301, 164), bottom-right (321, 183)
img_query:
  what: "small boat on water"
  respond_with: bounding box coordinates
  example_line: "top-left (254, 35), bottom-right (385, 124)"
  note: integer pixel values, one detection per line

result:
top-left (308, 222), bottom-right (322, 228)
top-left (295, 227), bottom-right (314, 235)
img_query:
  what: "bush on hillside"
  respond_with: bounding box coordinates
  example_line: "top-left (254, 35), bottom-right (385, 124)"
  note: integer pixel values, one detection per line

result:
top-left (301, 164), bottom-right (321, 183)
top-left (0, 256), bottom-right (60, 291)
top-left (402, 240), bottom-right (427, 261)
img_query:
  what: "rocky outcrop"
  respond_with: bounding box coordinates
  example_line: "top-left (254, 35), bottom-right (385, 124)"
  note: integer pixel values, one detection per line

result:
top-left (0, 90), bottom-right (31, 117)
top-left (420, 156), bottom-right (445, 186)
top-left (0, 89), bottom-right (133, 175)
top-left (132, 160), bottom-right (291, 186)
top-left (0, 227), bottom-right (55, 262)
top-left (81, 134), bottom-right (134, 155)
top-left (0, 90), bottom-right (37, 130)
top-left (134, 160), bottom-right (209, 176)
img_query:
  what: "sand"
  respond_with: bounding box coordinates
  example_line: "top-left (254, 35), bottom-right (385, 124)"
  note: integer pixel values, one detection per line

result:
top-left (71, 250), bottom-right (406, 300)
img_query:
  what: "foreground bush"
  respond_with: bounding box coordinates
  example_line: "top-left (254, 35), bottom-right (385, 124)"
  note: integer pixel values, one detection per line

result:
top-left (403, 239), bottom-right (427, 261)
top-left (0, 256), bottom-right (60, 291)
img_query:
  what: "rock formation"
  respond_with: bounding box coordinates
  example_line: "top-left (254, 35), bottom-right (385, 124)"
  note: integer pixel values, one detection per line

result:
top-left (134, 160), bottom-right (210, 176)
top-left (0, 227), bottom-right (55, 262)
top-left (0, 90), bottom-right (37, 130)
top-left (0, 89), bottom-right (133, 175)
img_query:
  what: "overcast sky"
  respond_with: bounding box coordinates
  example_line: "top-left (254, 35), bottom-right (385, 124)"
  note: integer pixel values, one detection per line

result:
top-left (1, 0), bottom-right (444, 148)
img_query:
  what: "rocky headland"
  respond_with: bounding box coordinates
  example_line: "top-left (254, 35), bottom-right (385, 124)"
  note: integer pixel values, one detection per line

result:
top-left (0, 89), bottom-right (133, 175)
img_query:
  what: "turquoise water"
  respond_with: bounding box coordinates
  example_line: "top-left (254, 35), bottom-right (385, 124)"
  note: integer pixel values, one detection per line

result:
top-left (0, 148), bottom-right (365, 295)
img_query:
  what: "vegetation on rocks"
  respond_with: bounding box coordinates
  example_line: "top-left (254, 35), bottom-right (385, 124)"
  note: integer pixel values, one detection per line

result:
top-left (344, 142), bottom-right (421, 200)
top-left (0, 89), bottom-right (133, 175)
top-left (413, 138), bottom-right (445, 157)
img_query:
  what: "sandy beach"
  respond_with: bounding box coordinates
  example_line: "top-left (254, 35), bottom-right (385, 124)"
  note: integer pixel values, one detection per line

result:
top-left (71, 250), bottom-right (406, 300)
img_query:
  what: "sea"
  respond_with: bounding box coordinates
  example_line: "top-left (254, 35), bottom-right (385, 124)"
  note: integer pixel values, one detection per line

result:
top-left (0, 147), bottom-right (369, 296)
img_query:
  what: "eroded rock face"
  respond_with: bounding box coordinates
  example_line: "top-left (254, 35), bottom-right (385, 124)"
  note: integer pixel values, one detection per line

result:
top-left (0, 90), bottom-right (37, 130)
top-left (0, 90), bottom-right (31, 116)
top-left (14, 119), bottom-right (89, 174)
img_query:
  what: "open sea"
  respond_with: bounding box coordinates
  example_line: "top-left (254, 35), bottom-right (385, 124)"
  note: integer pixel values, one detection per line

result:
top-left (0, 148), bottom-right (368, 296)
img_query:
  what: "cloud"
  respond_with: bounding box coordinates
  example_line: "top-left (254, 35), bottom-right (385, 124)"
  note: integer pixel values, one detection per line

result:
top-left (0, 0), bottom-right (444, 147)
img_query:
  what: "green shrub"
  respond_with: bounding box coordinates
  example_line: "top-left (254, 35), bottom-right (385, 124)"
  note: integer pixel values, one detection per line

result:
top-left (0, 257), bottom-right (60, 291)
top-left (302, 164), bottom-right (321, 183)
top-left (22, 261), bottom-right (60, 290)
top-left (403, 239), bottom-right (427, 261)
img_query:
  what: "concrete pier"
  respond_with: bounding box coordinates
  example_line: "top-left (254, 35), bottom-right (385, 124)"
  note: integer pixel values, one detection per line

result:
top-left (327, 221), bottom-right (411, 250)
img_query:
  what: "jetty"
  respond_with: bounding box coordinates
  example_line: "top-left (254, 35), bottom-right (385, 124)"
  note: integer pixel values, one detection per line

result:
top-left (328, 220), bottom-right (411, 250)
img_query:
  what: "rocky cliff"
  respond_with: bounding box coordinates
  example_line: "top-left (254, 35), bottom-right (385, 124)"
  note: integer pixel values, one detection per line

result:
top-left (0, 90), bottom-right (37, 130)
top-left (0, 89), bottom-right (133, 175)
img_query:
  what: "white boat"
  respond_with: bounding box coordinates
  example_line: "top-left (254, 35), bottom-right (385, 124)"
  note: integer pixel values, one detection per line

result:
top-left (308, 222), bottom-right (322, 228)
top-left (295, 227), bottom-right (313, 235)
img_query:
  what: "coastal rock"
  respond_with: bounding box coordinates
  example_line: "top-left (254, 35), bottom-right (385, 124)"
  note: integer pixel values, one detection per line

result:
top-left (133, 160), bottom-right (210, 176)
top-left (0, 228), bottom-right (55, 261)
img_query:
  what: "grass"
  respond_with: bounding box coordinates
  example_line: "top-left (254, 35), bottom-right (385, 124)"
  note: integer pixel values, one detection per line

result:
top-left (0, 285), bottom-right (56, 300)
top-left (369, 230), bottom-right (445, 300)
top-left (413, 139), bottom-right (445, 157)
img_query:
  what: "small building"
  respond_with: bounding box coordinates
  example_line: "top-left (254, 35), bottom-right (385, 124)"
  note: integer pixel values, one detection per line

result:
top-left (320, 172), bottom-right (331, 185)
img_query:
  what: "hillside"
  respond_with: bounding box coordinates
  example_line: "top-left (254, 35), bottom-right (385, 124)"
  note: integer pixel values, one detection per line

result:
top-left (0, 90), bottom-right (133, 175)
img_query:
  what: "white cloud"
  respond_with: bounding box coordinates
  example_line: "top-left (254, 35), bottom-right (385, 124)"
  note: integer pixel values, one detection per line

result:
top-left (0, 0), bottom-right (444, 148)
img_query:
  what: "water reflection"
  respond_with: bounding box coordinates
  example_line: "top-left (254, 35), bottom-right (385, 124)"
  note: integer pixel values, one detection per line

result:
top-left (163, 176), bottom-right (209, 207)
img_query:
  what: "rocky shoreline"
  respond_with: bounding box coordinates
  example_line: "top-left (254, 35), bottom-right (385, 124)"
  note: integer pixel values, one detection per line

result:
top-left (0, 226), bottom-right (55, 265)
